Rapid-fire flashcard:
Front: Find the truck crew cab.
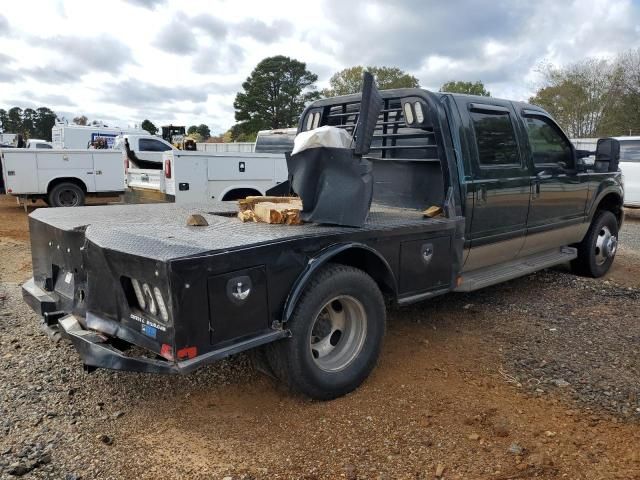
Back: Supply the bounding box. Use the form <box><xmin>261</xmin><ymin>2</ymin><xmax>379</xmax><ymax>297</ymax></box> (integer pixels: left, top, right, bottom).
<box><xmin>22</xmin><ymin>87</ymin><xmax>623</xmax><ymax>400</ymax></box>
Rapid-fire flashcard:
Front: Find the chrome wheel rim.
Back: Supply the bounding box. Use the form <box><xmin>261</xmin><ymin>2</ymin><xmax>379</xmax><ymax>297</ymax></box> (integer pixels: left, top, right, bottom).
<box><xmin>58</xmin><ymin>189</ymin><xmax>79</xmax><ymax>207</ymax></box>
<box><xmin>595</xmin><ymin>225</ymin><xmax>617</xmax><ymax>266</ymax></box>
<box><xmin>309</xmin><ymin>295</ymin><xmax>367</xmax><ymax>372</ymax></box>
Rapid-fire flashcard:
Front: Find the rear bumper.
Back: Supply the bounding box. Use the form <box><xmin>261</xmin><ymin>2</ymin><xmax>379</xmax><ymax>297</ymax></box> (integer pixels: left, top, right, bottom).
<box><xmin>23</xmin><ymin>277</ymin><xmax>288</xmax><ymax>374</ymax></box>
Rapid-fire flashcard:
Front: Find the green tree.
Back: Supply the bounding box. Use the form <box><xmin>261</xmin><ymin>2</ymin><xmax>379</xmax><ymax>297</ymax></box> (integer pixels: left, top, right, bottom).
<box><xmin>195</xmin><ymin>124</ymin><xmax>210</xmax><ymax>139</ymax></box>
<box><xmin>22</xmin><ymin>108</ymin><xmax>37</xmax><ymax>137</ymax></box>
<box><xmin>232</xmin><ymin>55</ymin><xmax>319</xmax><ymax>140</ymax></box>
<box><xmin>34</xmin><ymin>107</ymin><xmax>57</xmax><ymax>141</ymax></box>
<box><xmin>141</xmin><ymin>119</ymin><xmax>158</xmax><ymax>135</ymax></box>
<box><xmin>73</xmin><ymin>115</ymin><xmax>88</xmax><ymax>126</ymax></box>
<box><xmin>0</xmin><ymin>109</ymin><xmax>8</xmax><ymax>133</ymax></box>
<box><xmin>187</xmin><ymin>125</ymin><xmax>198</xmax><ymax>135</ymax></box>
<box><xmin>439</xmin><ymin>81</ymin><xmax>491</xmax><ymax>96</ymax></box>
<box><xmin>528</xmin><ymin>59</ymin><xmax>620</xmax><ymax>137</ymax></box>
<box><xmin>6</xmin><ymin>107</ymin><xmax>23</xmax><ymax>133</ymax></box>
<box><xmin>323</xmin><ymin>66</ymin><xmax>419</xmax><ymax>97</ymax></box>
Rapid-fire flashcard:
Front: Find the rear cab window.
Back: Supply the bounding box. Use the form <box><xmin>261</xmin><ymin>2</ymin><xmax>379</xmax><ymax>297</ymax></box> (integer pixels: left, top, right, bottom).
<box><xmin>470</xmin><ymin>110</ymin><xmax>520</xmax><ymax>166</ymax></box>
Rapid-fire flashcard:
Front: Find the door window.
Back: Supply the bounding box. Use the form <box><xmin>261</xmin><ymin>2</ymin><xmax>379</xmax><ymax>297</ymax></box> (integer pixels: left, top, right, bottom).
<box><xmin>470</xmin><ymin>111</ymin><xmax>520</xmax><ymax>166</ymax></box>
<box><xmin>139</xmin><ymin>139</ymin><xmax>172</xmax><ymax>152</ymax></box>
<box><xmin>523</xmin><ymin>116</ymin><xmax>573</xmax><ymax>169</ymax></box>
<box><xmin>620</xmin><ymin>140</ymin><xmax>640</xmax><ymax>163</ymax></box>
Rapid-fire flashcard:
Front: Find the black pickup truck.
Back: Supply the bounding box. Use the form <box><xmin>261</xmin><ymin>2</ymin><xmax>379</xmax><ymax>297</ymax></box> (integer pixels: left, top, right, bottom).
<box><xmin>22</xmin><ymin>87</ymin><xmax>624</xmax><ymax>400</ymax></box>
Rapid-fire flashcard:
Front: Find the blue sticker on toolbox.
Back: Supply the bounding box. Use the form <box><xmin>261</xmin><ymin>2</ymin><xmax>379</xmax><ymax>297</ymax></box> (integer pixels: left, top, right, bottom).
<box><xmin>141</xmin><ymin>324</ymin><xmax>157</xmax><ymax>338</ymax></box>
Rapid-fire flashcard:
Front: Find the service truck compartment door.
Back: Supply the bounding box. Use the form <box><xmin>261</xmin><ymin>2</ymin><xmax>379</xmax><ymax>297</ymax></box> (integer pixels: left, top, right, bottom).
<box><xmin>461</xmin><ymin>101</ymin><xmax>531</xmax><ymax>272</ymax></box>
<box><xmin>36</xmin><ymin>151</ymin><xmax>95</xmax><ymax>192</ymax></box>
<box><xmin>93</xmin><ymin>152</ymin><xmax>125</xmax><ymax>192</ymax></box>
<box><xmin>2</xmin><ymin>151</ymin><xmax>39</xmax><ymax>193</ymax></box>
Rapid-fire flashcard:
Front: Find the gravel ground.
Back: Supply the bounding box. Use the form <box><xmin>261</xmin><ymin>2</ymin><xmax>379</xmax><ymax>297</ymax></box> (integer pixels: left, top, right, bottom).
<box><xmin>1</xmin><ymin>197</ymin><xmax>640</xmax><ymax>479</ymax></box>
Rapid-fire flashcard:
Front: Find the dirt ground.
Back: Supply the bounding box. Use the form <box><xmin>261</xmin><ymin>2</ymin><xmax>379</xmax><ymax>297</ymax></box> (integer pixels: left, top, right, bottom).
<box><xmin>1</xmin><ymin>194</ymin><xmax>640</xmax><ymax>479</ymax></box>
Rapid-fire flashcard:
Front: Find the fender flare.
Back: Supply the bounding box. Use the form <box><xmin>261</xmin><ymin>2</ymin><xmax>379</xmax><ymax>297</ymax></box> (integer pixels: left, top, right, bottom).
<box><xmin>282</xmin><ymin>242</ymin><xmax>397</xmax><ymax>323</ymax></box>
<box><xmin>46</xmin><ymin>177</ymin><xmax>88</xmax><ymax>193</ymax></box>
<box><xmin>219</xmin><ymin>184</ymin><xmax>264</xmax><ymax>200</ymax></box>
<box><xmin>588</xmin><ymin>186</ymin><xmax>623</xmax><ymax>221</ymax></box>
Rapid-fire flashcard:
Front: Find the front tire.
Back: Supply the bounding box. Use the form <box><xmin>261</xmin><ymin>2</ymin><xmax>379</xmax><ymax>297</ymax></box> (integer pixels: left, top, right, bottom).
<box><xmin>572</xmin><ymin>210</ymin><xmax>619</xmax><ymax>277</ymax></box>
<box><xmin>267</xmin><ymin>264</ymin><xmax>386</xmax><ymax>400</ymax></box>
<box><xmin>48</xmin><ymin>182</ymin><xmax>85</xmax><ymax>207</ymax></box>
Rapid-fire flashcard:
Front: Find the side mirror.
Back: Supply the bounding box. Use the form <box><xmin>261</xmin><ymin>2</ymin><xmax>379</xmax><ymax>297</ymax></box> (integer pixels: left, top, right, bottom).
<box><xmin>595</xmin><ymin>138</ymin><xmax>620</xmax><ymax>173</ymax></box>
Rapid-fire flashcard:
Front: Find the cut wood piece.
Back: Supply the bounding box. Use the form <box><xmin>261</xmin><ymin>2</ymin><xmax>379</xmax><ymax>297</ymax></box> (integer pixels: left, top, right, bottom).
<box><xmin>253</xmin><ymin>200</ymin><xmax>303</xmax><ymax>225</ymax></box>
<box><xmin>423</xmin><ymin>205</ymin><xmax>443</xmax><ymax>218</ymax></box>
<box><xmin>237</xmin><ymin>210</ymin><xmax>255</xmax><ymax>223</ymax></box>
<box><xmin>238</xmin><ymin>196</ymin><xmax>302</xmax><ymax>212</ymax></box>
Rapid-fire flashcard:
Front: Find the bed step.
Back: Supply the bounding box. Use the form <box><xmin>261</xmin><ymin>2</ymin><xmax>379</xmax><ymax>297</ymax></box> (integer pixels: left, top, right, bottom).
<box><xmin>455</xmin><ymin>247</ymin><xmax>577</xmax><ymax>292</ymax></box>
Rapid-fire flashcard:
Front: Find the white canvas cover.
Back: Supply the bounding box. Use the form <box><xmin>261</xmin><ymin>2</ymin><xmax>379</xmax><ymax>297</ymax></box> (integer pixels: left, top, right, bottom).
<box><xmin>291</xmin><ymin>125</ymin><xmax>352</xmax><ymax>155</ymax></box>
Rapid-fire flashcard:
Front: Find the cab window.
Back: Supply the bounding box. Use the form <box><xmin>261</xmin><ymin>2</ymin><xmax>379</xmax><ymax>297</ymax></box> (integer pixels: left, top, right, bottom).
<box><xmin>620</xmin><ymin>140</ymin><xmax>640</xmax><ymax>163</ymax></box>
<box><xmin>470</xmin><ymin>111</ymin><xmax>520</xmax><ymax>166</ymax></box>
<box><xmin>139</xmin><ymin>139</ymin><xmax>172</xmax><ymax>152</ymax></box>
<box><xmin>523</xmin><ymin>116</ymin><xmax>573</xmax><ymax>169</ymax></box>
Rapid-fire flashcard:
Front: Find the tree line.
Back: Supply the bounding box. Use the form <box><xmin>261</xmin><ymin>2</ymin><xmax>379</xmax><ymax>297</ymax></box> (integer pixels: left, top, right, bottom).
<box><xmin>529</xmin><ymin>49</ymin><xmax>640</xmax><ymax>138</ymax></box>
<box><xmin>5</xmin><ymin>49</ymin><xmax>638</xmax><ymax>145</ymax></box>
<box><xmin>0</xmin><ymin>107</ymin><xmax>57</xmax><ymax>141</ymax></box>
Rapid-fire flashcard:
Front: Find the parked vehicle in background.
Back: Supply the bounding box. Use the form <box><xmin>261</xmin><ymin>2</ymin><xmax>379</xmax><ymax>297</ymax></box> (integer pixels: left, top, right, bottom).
<box><xmin>618</xmin><ymin>136</ymin><xmax>640</xmax><ymax>207</ymax></box>
<box><xmin>22</xmin><ymin>86</ymin><xmax>623</xmax><ymax>400</ymax></box>
<box><xmin>254</xmin><ymin>127</ymin><xmax>296</xmax><ymax>153</ymax></box>
<box><xmin>26</xmin><ymin>139</ymin><xmax>53</xmax><ymax>149</ymax></box>
<box><xmin>0</xmin><ymin>149</ymin><xmax>123</xmax><ymax>206</ymax></box>
<box><xmin>572</xmin><ymin>136</ymin><xmax>639</xmax><ymax>206</ymax></box>
<box><xmin>123</xmin><ymin>130</ymin><xmax>291</xmax><ymax>204</ymax></box>
<box><xmin>51</xmin><ymin>123</ymin><xmax>148</xmax><ymax>149</ymax></box>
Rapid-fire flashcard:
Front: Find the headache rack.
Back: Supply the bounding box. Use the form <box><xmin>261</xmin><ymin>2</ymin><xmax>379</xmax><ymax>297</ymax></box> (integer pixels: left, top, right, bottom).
<box><xmin>312</xmin><ymin>96</ymin><xmax>440</xmax><ymax>163</ymax></box>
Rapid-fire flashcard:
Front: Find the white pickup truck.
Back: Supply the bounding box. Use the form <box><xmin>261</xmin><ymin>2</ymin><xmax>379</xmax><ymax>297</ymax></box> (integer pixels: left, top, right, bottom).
<box><xmin>0</xmin><ymin>149</ymin><xmax>123</xmax><ymax>206</ymax></box>
<box><xmin>121</xmin><ymin>134</ymin><xmax>289</xmax><ymax>204</ymax></box>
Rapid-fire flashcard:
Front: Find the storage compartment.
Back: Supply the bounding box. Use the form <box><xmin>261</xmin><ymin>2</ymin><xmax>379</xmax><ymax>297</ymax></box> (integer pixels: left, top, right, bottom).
<box><xmin>399</xmin><ymin>236</ymin><xmax>452</xmax><ymax>294</ymax></box>
<box><xmin>207</xmin><ymin>266</ymin><xmax>270</xmax><ymax>344</ymax></box>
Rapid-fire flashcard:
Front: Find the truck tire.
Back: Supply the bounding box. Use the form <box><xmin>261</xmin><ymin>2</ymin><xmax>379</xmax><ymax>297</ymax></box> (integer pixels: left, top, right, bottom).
<box><xmin>48</xmin><ymin>183</ymin><xmax>85</xmax><ymax>207</ymax></box>
<box><xmin>572</xmin><ymin>210</ymin><xmax>619</xmax><ymax>278</ymax></box>
<box><xmin>267</xmin><ymin>264</ymin><xmax>386</xmax><ymax>400</ymax></box>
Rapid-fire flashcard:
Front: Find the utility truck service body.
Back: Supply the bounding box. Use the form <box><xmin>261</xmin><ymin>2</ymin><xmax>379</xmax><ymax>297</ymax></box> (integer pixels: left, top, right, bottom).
<box><xmin>23</xmin><ymin>87</ymin><xmax>623</xmax><ymax>400</ymax></box>
<box><xmin>123</xmin><ymin>134</ymin><xmax>289</xmax><ymax>204</ymax></box>
<box><xmin>1</xmin><ymin>149</ymin><xmax>123</xmax><ymax>206</ymax></box>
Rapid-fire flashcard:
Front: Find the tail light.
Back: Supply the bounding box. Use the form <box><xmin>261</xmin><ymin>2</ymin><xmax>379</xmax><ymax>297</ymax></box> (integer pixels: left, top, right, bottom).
<box><xmin>124</xmin><ymin>157</ymin><xmax>129</xmax><ymax>172</ymax></box>
<box><xmin>164</xmin><ymin>159</ymin><xmax>172</xmax><ymax>179</ymax></box>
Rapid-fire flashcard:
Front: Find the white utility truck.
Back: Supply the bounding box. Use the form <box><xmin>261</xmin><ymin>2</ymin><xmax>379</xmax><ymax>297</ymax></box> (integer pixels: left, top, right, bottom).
<box><xmin>52</xmin><ymin>123</ymin><xmax>148</xmax><ymax>149</ymax></box>
<box><xmin>0</xmin><ymin>149</ymin><xmax>123</xmax><ymax>206</ymax></box>
<box><xmin>121</xmin><ymin>133</ymin><xmax>289</xmax><ymax>204</ymax></box>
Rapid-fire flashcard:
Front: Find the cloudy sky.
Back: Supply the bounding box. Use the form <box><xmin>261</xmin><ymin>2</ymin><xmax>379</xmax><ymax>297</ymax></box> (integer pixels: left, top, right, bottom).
<box><xmin>1</xmin><ymin>0</ymin><xmax>639</xmax><ymax>134</ymax></box>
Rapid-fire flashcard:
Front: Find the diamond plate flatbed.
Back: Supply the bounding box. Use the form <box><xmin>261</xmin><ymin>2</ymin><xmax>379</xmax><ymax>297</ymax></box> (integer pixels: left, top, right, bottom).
<box><xmin>30</xmin><ymin>201</ymin><xmax>455</xmax><ymax>261</ymax></box>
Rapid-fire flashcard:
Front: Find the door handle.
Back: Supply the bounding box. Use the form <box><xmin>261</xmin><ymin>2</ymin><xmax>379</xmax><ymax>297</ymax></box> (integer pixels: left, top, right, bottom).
<box><xmin>475</xmin><ymin>185</ymin><xmax>487</xmax><ymax>205</ymax></box>
<box><xmin>532</xmin><ymin>179</ymin><xmax>541</xmax><ymax>199</ymax></box>
<box><xmin>239</xmin><ymin>161</ymin><xmax>246</xmax><ymax>173</ymax></box>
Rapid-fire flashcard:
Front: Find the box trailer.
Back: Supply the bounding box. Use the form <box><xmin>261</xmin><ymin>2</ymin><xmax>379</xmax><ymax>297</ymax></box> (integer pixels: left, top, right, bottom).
<box><xmin>51</xmin><ymin>124</ymin><xmax>148</xmax><ymax>149</ymax></box>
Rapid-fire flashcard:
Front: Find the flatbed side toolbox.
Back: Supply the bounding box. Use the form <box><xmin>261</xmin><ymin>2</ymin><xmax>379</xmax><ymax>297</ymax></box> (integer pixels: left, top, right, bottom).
<box><xmin>207</xmin><ymin>266</ymin><xmax>270</xmax><ymax>344</ymax></box>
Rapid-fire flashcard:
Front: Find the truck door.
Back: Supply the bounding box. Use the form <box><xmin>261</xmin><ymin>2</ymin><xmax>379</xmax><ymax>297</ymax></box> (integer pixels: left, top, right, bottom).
<box><xmin>519</xmin><ymin>111</ymin><xmax>589</xmax><ymax>254</ymax></box>
<box><xmin>461</xmin><ymin>101</ymin><xmax>531</xmax><ymax>271</ymax></box>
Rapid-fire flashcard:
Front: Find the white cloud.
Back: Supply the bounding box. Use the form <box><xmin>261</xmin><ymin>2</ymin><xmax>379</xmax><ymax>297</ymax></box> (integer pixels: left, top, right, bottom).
<box><xmin>0</xmin><ymin>0</ymin><xmax>638</xmax><ymax>134</ymax></box>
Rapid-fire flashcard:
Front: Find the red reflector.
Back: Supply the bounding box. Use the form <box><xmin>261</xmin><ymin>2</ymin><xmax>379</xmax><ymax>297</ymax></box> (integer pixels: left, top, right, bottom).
<box><xmin>160</xmin><ymin>344</ymin><xmax>173</xmax><ymax>361</ymax></box>
<box><xmin>164</xmin><ymin>159</ymin><xmax>172</xmax><ymax>179</ymax></box>
<box><xmin>7</xmin><ymin>188</ymin><xmax>12</xmax><ymax>193</ymax></box>
<box><xmin>177</xmin><ymin>346</ymin><xmax>197</xmax><ymax>360</ymax></box>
